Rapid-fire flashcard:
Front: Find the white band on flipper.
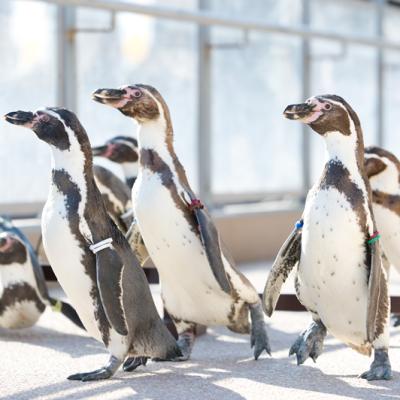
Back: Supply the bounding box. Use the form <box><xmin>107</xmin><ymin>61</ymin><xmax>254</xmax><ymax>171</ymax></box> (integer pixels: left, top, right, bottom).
<box><xmin>89</xmin><ymin>238</ymin><xmax>113</xmax><ymax>254</ymax></box>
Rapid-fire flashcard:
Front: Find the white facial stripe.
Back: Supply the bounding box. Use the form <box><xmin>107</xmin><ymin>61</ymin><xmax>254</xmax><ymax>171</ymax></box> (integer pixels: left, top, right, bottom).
<box><xmin>113</xmin><ymin>139</ymin><xmax>138</xmax><ymax>151</ymax></box>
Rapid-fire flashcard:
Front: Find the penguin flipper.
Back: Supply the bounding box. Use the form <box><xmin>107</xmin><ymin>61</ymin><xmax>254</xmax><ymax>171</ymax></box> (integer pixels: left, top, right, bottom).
<box><xmin>48</xmin><ymin>297</ymin><xmax>85</xmax><ymax>329</ymax></box>
<box><xmin>262</xmin><ymin>226</ymin><xmax>302</xmax><ymax>317</ymax></box>
<box><xmin>366</xmin><ymin>240</ymin><xmax>383</xmax><ymax>343</ymax></box>
<box><xmin>126</xmin><ymin>220</ymin><xmax>149</xmax><ymax>266</ymax></box>
<box><xmin>96</xmin><ymin>247</ymin><xmax>129</xmax><ymax>336</ymax></box>
<box><xmin>193</xmin><ymin>206</ymin><xmax>231</xmax><ymax>294</ymax></box>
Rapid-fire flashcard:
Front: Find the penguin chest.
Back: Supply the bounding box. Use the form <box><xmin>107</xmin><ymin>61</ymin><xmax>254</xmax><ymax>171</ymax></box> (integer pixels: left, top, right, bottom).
<box><xmin>298</xmin><ymin>188</ymin><xmax>369</xmax><ymax>345</ymax></box>
<box><xmin>0</xmin><ymin>263</ymin><xmax>44</xmax><ymax>329</ymax></box>
<box><xmin>373</xmin><ymin>203</ymin><xmax>400</xmax><ymax>270</ymax></box>
<box><xmin>133</xmin><ymin>172</ymin><xmax>233</xmax><ymax>325</ymax></box>
<box><xmin>41</xmin><ymin>193</ymin><xmax>102</xmax><ymax>341</ymax></box>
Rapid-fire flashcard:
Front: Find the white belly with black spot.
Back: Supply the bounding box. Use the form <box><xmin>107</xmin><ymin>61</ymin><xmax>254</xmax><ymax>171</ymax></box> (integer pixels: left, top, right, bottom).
<box><xmin>42</xmin><ymin>191</ymin><xmax>103</xmax><ymax>342</ymax></box>
<box><xmin>0</xmin><ymin>263</ymin><xmax>43</xmax><ymax>328</ymax></box>
<box><xmin>373</xmin><ymin>204</ymin><xmax>400</xmax><ymax>271</ymax></box>
<box><xmin>298</xmin><ymin>188</ymin><xmax>369</xmax><ymax>346</ymax></box>
<box><xmin>133</xmin><ymin>171</ymin><xmax>235</xmax><ymax>326</ymax></box>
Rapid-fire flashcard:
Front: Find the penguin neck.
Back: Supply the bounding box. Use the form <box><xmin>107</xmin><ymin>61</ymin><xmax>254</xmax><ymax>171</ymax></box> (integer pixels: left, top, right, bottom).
<box><xmin>370</xmin><ymin>165</ymin><xmax>400</xmax><ymax>195</ymax></box>
<box><xmin>50</xmin><ymin>144</ymin><xmax>95</xmax><ymax>200</ymax></box>
<box><xmin>324</xmin><ymin>129</ymin><xmax>365</xmax><ymax>183</ymax></box>
<box><xmin>137</xmin><ymin>116</ymin><xmax>184</xmax><ymax>183</ymax></box>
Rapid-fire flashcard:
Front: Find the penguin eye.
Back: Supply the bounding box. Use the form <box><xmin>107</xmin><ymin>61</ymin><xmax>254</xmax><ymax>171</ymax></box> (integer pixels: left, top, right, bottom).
<box><xmin>132</xmin><ymin>90</ymin><xmax>142</xmax><ymax>98</ymax></box>
<box><xmin>324</xmin><ymin>103</ymin><xmax>332</xmax><ymax>111</ymax></box>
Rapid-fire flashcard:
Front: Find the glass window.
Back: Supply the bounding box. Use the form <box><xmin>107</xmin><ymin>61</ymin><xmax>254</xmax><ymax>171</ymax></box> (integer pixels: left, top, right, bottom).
<box><xmin>0</xmin><ymin>1</ymin><xmax>56</xmax><ymax>203</ymax></box>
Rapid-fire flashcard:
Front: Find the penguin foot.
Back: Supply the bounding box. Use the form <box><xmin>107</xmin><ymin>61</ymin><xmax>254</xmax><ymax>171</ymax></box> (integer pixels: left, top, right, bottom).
<box><xmin>249</xmin><ymin>303</ymin><xmax>271</xmax><ymax>360</ymax></box>
<box><xmin>289</xmin><ymin>320</ymin><xmax>327</xmax><ymax>365</ymax></box>
<box><xmin>175</xmin><ymin>330</ymin><xmax>195</xmax><ymax>361</ymax></box>
<box><xmin>123</xmin><ymin>357</ymin><xmax>148</xmax><ymax>372</ymax></box>
<box><xmin>360</xmin><ymin>349</ymin><xmax>392</xmax><ymax>381</ymax></box>
<box><xmin>67</xmin><ymin>356</ymin><xmax>121</xmax><ymax>382</ymax></box>
<box><xmin>392</xmin><ymin>314</ymin><xmax>400</xmax><ymax>327</ymax></box>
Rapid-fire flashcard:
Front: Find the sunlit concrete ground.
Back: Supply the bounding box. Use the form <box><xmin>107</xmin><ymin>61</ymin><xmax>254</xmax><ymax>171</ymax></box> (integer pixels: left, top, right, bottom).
<box><xmin>0</xmin><ymin>263</ymin><xmax>400</xmax><ymax>400</ymax></box>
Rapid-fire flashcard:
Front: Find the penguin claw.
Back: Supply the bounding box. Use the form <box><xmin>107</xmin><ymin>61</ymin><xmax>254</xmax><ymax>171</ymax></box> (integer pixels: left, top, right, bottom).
<box><xmin>289</xmin><ymin>321</ymin><xmax>327</xmax><ymax>365</ymax></box>
<box><xmin>360</xmin><ymin>349</ymin><xmax>392</xmax><ymax>381</ymax></box>
<box><xmin>123</xmin><ymin>357</ymin><xmax>148</xmax><ymax>372</ymax></box>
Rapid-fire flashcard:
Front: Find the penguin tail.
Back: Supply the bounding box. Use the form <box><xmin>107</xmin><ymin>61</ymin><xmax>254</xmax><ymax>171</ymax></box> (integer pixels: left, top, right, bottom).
<box><xmin>49</xmin><ymin>297</ymin><xmax>86</xmax><ymax>330</ymax></box>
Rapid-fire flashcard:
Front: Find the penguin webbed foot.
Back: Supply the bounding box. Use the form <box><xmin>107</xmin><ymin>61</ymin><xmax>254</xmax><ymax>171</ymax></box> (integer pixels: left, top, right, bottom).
<box><xmin>153</xmin><ymin>330</ymin><xmax>195</xmax><ymax>362</ymax></box>
<box><xmin>289</xmin><ymin>320</ymin><xmax>327</xmax><ymax>365</ymax></box>
<box><xmin>67</xmin><ymin>356</ymin><xmax>121</xmax><ymax>382</ymax></box>
<box><xmin>249</xmin><ymin>303</ymin><xmax>271</xmax><ymax>360</ymax></box>
<box><xmin>123</xmin><ymin>356</ymin><xmax>148</xmax><ymax>372</ymax></box>
<box><xmin>360</xmin><ymin>349</ymin><xmax>392</xmax><ymax>381</ymax></box>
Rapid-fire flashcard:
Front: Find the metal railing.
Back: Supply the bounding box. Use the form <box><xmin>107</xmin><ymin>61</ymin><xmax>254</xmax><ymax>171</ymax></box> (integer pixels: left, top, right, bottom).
<box><xmin>25</xmin><ymin>0</ymin><xmax>400</xmax><ymax>206</ymax></box>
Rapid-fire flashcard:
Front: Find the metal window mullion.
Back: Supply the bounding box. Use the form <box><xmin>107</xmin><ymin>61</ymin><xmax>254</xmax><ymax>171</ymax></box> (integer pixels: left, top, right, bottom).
<box><xmin>56</xmin><ymin>5</ymin><xmax>77</xmax><ymax>111</ymax></box>
<box><xmin>197</xmin><ymin>0</ymin><xmax>212</xmax><ymax>205</ymax></box>
<box><xmin>376</xmin><ymin>0</ymin><xmax>385</xmax><ymax>146</ymax></box>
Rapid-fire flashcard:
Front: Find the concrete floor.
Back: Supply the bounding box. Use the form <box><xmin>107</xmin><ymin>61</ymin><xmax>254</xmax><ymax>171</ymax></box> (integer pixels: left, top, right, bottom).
<box><xmin>1</xmin><ymin>299</ymin><xmax>400</xmax><ymax>399</ymax></box>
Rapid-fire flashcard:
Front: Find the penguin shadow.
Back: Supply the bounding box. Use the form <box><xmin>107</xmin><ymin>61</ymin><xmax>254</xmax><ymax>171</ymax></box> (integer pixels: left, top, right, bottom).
<box><xmin>0</xmin><ymin>323</ymin><xmax>102</xmax><ymax>358</ymax></box>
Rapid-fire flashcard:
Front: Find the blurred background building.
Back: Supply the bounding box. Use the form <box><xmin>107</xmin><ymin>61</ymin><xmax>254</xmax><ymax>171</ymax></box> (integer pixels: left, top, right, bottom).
<box><xmin>1</xmin><ymin>0</ymin><xmax>400</xmax><ymax>261</ymax></box>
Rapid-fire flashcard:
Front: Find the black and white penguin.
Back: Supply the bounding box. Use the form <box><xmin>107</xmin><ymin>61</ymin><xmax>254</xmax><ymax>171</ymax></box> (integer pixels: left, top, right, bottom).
<box><xmin>364</xmin><ymin>146</ymin><xmax>400</xmax><ymax>326</ymax></box>
<box><xmin>263</xmin><ymin>95</ymin><xmax>391</xmax><ymax>380</ymax></box>
<box><xmin>0</xmin><ymin>216</ymin><xmax>83</xmax><ymax>329</ymax></box>
<box><xmin>92</xmin><ymin>84</ymin><xmax>271</xmax><ymax>362</ymax></box>
<box><xmin>4</xmin><ymin>108</ymin><xmax>180</xmax><ymax>381</ymax></box>
<box><xmin>92</xmin><ymin>136</ymin><xmax>139</xmax><ymax>188</ymax></box>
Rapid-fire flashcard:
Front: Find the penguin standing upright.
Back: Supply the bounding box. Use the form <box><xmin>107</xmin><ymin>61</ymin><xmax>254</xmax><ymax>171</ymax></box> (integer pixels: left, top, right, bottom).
<box><xmin>0</xmin><ymin>216</ymin><xmax>83</xmax><ymax>329</ymax></box>
<box><xmin>92</xmin><ymin>136</ymin><xmax>139</xmax><ymax>188</ymax></box>
<box><xmin>364</xmin><ymin>146</ymin><xmax>400</xmax><ymax>326</ymax></box>
<box><xmin>92</xmin><ymin>84</ymin><xmax>271</xmax><ymax>363</ymax></box>
<box><xmin>263</xmin><ymin>95</ymin><xmax>391</xmax><ymax>380</ymax></box>
<box><xmin>5</xmin><ymin>108</ymin><xmax>180</xmax><ymax>381</ymax></box>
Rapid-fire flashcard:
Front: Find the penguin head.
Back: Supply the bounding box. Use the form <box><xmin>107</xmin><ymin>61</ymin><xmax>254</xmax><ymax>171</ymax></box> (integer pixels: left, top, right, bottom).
<box><xmin>4</xmin><ymin>108</ymin><xmax>90</xmax><ymax>154</ymax></box>
<box><xmin>284</xmin><ymin>95</ymin><xmax>360</xmax><ymax>137</ymax></box>
<box><xmin>0</xmin><ymin>232</ymin><xmax>27</xmax><ymax>265</ymax></box>
<box><xmin>92</xmin><ymin>84</ymin><xmax>168</xmax><ymax>124</ymax></box>
<box><xmin>92</xmin><ymin>136</ymin><xmax>138</xmax><ymax>164</ymax></box>
<box><xmin>365</xmin><ymin>146</ymin><xmax>400</xmax><ymax>193</ymax></box>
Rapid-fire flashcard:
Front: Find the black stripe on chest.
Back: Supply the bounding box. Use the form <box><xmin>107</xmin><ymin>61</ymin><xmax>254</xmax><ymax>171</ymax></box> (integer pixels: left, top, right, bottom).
<box><xmin>318</xmin><ymin>160</ymin><xmax>368</xmax><ymax>232</ymax></box>
<box><xmin>140</xmin><ymin>149</ymin><xmax>199</xmax><ymax>235</ymax></box>
<box><xmin>372</xmin><ymin>190</ymin><xmax>400</xmax><ymax>217</ymax></box>
<box><xmin>52</xmin><ymin>169</ymin><xmax>111</xmax><ymax>345</ymax></box>
<box><xmin>0</xmin><ymin>282</ymin><xmax>45</xmax><ymax>315</ymax></box>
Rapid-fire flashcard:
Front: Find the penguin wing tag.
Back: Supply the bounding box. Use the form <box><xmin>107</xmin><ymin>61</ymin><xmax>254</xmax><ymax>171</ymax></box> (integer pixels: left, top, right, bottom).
<box><xmin>96</xmin><ymin>246</ymin><xmax>129</xmax><ymax>336</ymax></box>
<box><xmin>263</xmin><ymin>226</ymin><xmax>302</xmax><ymax>317</ymax></box>
<box><xmin>126</xmin><ymin>220</ymin><xmax>149</xmax><ymax>266</ymax></box>
<box><xmin>193</xmin><ymin>207</ymin><xmax>231</xmax><ymax>294</ymax></box>
<box><xmin>366</xmin><ymin>240</ymin><xmax>382</xmax><ymax>343</ymax></box>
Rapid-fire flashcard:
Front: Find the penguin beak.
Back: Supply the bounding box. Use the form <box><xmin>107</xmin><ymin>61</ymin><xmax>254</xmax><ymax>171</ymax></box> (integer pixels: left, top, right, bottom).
<box><xmin>91</xmin><ymin>145</ymin><xmax>108</xmax><ymax>157</ymax></box>
<box><xmin>283</xmin><ymin>103</ymin><xmax>315</xmax><ymax>120</ymax></box>
<box><xmin>92</xmin><ymin>88</ymin><xmax>128</xmax><ymax>108</ymax></box>
<box><xmin>4</xmin><ymin>111</ymin><xmax>35</xmax><ymax>127</ymax></box>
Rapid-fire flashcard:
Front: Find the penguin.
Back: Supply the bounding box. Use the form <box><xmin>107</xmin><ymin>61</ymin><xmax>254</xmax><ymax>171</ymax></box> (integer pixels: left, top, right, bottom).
<box><xmin>262</xmin><ymin>95</ymin><xmax>391</xmax><ymax>380</ymax></box>
<box><xmin>92</xmin><ymin>136</ymin><xmax>139</xmax><ymax>188</ymax></box>
<box><xmin>92</xmin><ymin>84</ymin><xmax>271</xmax><ymax>363</ymax></box>
<box><xmin>364</xmin><ymin>146</ymin><xmax>400</xmax><ymax>326</ymax></box>
<box><xmin>0</xmin><ymin>216</ymin><xmax>84</xmax><ymax>329</ymax></box>
<box><xmin>4</xmin><ymin>108</ymin><xmax>181</xmax><ymax>381</ymax></box>
<box><xmin>92</xmin><ymin>164</ymin><xmax>133</xmax><ymax>234</ymax></box>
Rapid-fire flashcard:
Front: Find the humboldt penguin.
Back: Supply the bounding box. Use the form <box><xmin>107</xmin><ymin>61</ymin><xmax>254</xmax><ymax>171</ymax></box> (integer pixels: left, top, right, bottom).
<box><xmin>4</xmin><ymin>108</ymin><xmax>180</xmax><ymax>381</ymax></box>
<box><xmin>92</xmin><ymin>84</ymin><xmax>271</xmax><ymax>363</ymax></box>
<box><xmin>263</xmin><ymin>95</ymin><xmax>391</xmax><ymax>380</ymax></box>
<box><xmin>364</xmin><ymin>146</ymin><xmax>400</xmax><ymax>326</ymax></box>
<box><xmin>92</xmin><ymin>136</ymin><xmax>139</xmax><ymax>188</ymax></box>
<box><xmin>0</xmin><ymin>216</ymin><xmax>83</xmax><ymax>329</ymax></box>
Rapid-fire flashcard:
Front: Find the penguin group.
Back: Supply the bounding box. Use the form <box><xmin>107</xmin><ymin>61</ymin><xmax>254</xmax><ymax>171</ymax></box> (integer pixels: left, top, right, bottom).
<box><xmin>2</xmin><ymin>85</ymin><xmax>397</xmax><ymax>383</ymax></box>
